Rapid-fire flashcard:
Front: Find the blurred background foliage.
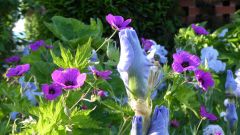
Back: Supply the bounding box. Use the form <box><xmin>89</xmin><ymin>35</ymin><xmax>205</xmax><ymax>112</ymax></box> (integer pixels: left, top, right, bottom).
<box><xmin>21</xmin><ymin>0</ymin><xmax>181</xmax><ymax>51</ymax></box>
<box><xmin>0</xmin><ymin>0</ymin><xmax>20</xmax><ymax>69</ymax></box>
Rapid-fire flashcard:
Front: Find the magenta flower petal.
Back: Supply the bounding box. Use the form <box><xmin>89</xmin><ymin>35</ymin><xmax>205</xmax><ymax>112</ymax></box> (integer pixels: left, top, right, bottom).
<box><xmin>200</xmin><ymin>105</ymin><xmax>217</xmax><ymax>121</ymax></box>
<box><xmin>97</xmin><ymin>90</ymin><xmax>108</xmax><ymax>97</ymax></box>
<box><xmin>4</xmin><ymin>55</ymin><xmax>21</xmax><ymax>63</ymax></box>
<box><xmin>191</xmin><ymin>24</ymin><xmax>209</xmax><ymax>35</ymax></box>
<box><xmin>6</xmin><ymin>64</ymin><xmax>30</xmax><ymax>77</ymax></box>
<box><xmin>106</xmin><ymin>13</ymin><xmax>132</xmax><ymax>30</ymax></box>
<box><xmin>121</xmin><ymin>19</ymin><xmax>132</xmax><ymax>27</ymax></box>
<box><xmin>141</xmin><ymin>38</ymin><xmax>155</xmax><ymax>52</ymax></box>
<box><xmin>172</xmin><ymin>51</ymin><xmax>200</xmax><ymax>73</ymax></box>
<box><xmin>29</xmin><ymin>40</ymin><xmax>45</xmax><ymax>51</ymax></box>
<box><xmin>51</xmin><ymin>68</ymin><xmax>86</xmax><ymax>90</ymax></box>
<box><xmin>91</xmin><ymin>69</ymin><xmax>112</xmax><ymax>80</ymax></box>
<box><xmin>195</xmin><ymin>70</ymin><xmax>214</xmax><ymax>91</ymax></box>
<box><xmin>42</xmin><ymin>83</ymin><xmax>62</xmax><ymax>100</ymax></box>
<box><xmin>170</xmin><ymin>119</ymin><xmax>180</xmax><ymax>128</ymax></box>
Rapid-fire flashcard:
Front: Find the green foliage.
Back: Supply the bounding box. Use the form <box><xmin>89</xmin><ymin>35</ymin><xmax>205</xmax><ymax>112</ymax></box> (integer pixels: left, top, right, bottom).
<box><xmin>105</xmin><ymin>43</ymin><xmax>120</xmax><ymax>66</ymax></box>
<box><xmin>21</xmin><ymin>47</ymin><xmax>56</xmax><ymax>84</ymax></box>
<box><xmin>45</xmin><ymin>16</ymin><xmax>104</xmax><ymax>50</ymax></box>
<box><xmin>21</xmin><ymin>96</ymin><xmax>101</xmax><ymax>135</ymax></box>
<box><xmin>50</xmin><ymin>38</ymin><xmax>92</xmax><ymax>70</ymax></box>
<box><xmin>175</xmin><ymin>19</ymin><xmax>240</xmax><ymax>70</ymax></box>
<box><xmin>0</xmin><ymin>0</ymin><xmax>21</xmax><ymax>74</ymax></box>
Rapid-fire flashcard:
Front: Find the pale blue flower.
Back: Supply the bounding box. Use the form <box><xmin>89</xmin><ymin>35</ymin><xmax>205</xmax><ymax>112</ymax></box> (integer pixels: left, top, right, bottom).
<box><xmin>118</xmin><ymin>28</ymin><xmax>151</xmax><ymax>99</ymax></box>
<box><xmin>234</xmin><ymin>69</ymin><xmax>240</xmax><ymax>96</ymax></box>
<box><xmin>148</xmin><ymin>106</ymin><xmax>169</xmax><ymax>135</ymax></box>
<box><xmin>201</xmin><ymin>46</ymin><xmax>219</xmax><ymax>62</ymax></box>
<box><xmin>218</xmin><ymin>28</ymin><xmax>228</xmax><ymax>38</ymax></box>
<box><xmin>226</xmin><ymin>102</ymin><xmax>238</xmax><ymax>129</ymax></box>
<box><xmin>208</xmin><ymin>60</ymin><xmax>226</xmax><ymax>73</ymax></box>
<box><xmin>201</xmin><ymin>46</ymin><xmax>226</xmax><ymax>73</ymax></box>
<box><xmin>90</xmin><ymin>50</ymin><xmax>98</xmax><ymax>62</ymax></box>
<box><xmin>147</xmin><ymin>44</ymin><xmax>168</xmax><ymax>64</ymax></box>
<box><xmin>203</xmin><ymin>125</ymin><xmax>224</xmax><ymax>135</ymax></box>
<box><xmin>10</xmin><ymin>112</ymin><xmax>19</xmax><ymax>120</ymax></box>
<box><xmin>130</xmin><ymin>116</ymin><xmax>142</xmax><ymax>135</ymax></box>
<box><xmin>23</xmin><ymin>46</ymin><xmax>30</xmax><ymax>56</ymax></box>
<box><xmin>225</xmin><ymin>70</ymin><xmax>237</xmax><ymax>92</ymax></box>
<box><xmin>19</xmin><ymin>76</ymin><xmax>42</xmax><ymax>105</ymax></box>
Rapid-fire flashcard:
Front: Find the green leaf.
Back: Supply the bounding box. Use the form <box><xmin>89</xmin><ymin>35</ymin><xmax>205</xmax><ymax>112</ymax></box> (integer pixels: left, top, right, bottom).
<box><xmin>45</xmin><ymin>16</ymin><xmax>104</xmax><ymax>49</ymax></box>
<box><xmin>75</xmin><ymin>38</ymin><xmax>92</xmax><ymax>70</ymax></box>
<box><xmin>106</xmin><ymin>42</ymin><xmax>119</xmax><ymax>65</ymax></box>
<box><xmin>173</xmin><ymin>85</ymin><xmax>200</xmax><ymax>117</ymax></box>
<box><xmin>50</xmin><ymin>39</ymin><xmax>92</xmax><ymax>70</ymax></box>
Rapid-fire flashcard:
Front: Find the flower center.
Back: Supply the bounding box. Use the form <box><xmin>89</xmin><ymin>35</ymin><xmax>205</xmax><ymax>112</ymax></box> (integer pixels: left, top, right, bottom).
<box><xmin>49</xmin><ymin>89</ymin><xmax>55</xmax><ymax>94</ymax></box>
<box><xmin>199</xmin><ymin>78</ymin><xmax>205</xmax><ymax>85</ymax></box>
<box><xmin>181</xmin><ymin>61</ymin><xmax>189</xmax><ymax>68</ymax></box>
<box><xmin>65</xmin><ymin>81</ymin><xmax>74</xmax><ymax>86</ymax></box>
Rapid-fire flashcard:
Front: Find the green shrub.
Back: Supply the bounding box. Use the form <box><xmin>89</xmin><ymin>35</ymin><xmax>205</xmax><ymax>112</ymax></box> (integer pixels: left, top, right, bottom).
<box><xmin>23</xmin><ymin>0</ymin><xmax>181</xmax><ymax>50</ymax></box>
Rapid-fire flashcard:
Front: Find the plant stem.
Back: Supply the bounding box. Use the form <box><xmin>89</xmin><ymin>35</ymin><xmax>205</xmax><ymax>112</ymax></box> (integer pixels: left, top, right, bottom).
<box><xmin>118</xmin><ymin>116</ymin><xmax>131</xmax><ymax>135</ymax></box>
<box><xmin>195</xmin><ymin>118</ymin><xmax>204</xmax><ymax>135</ymax></box>
<box><xmin>70</xmin><ymin>87</ymin><xmax>91</xmax><ymax>110</ymax></box>
<box><xmin>96</xmin><ymin>30</ymin><xmax>117</xmax><ymax>52</ymax></box>
<box><xmin>70</xmin><ymin>80</ymin><xmax>96</xmax><ymax>110</ymax></box>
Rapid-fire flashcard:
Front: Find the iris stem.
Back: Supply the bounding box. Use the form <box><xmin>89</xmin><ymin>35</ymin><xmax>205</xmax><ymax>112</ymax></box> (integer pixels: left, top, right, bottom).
<box><xmin>195</xmin><ymin>118</ymin><xmax>204</xmax><ymax>135</ymax></box>
<box><xmin>95</xmin><ymin>30</ymin><xmax>117</xmax><ymax>52</ymax></box>
<box><xmin>118</xmin><ymin>116</ymin><xmax>131</xmax><ymax>135</ymax></box>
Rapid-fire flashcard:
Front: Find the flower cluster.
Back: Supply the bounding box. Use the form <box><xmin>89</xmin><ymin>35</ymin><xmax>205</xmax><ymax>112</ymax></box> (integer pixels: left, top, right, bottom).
<box><xmin>172</xmin><ymin>50</ymin><xmax>214</xmax><ymax>91</ymax></box>
<box><xmin>144</xmin><ymin>39</ymin><xmax>168</xmax><ymax>64</ymax></box>
<box><xmin>42</xmin><ymin>68</ymin><xmax>86</xmax><ymax>100</ymax></box>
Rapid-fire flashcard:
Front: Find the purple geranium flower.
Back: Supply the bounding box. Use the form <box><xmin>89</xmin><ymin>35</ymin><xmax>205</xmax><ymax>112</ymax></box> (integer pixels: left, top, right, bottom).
<box><xmin>42</xmin><ymin>83</ymin><xmax>62</xmax><ymax>100</ymax></box>
<box><xmin>106</xmin><ymin>13</ymin><xmax>132</xmax><ymax>30</ymax></box>
<box><xmin>200</xmin><ymin>105</ymin><xmax>217</xmax><ymax>121</ymax></box>
<box><xmin>91</xmin><ymin>69</ymin><xmax>112</xmax><ymax>80</ymax></box>
<box><xmin>51</xmin><ymin>68</ymin><xmax>86</xmax><ymax>90</ymax></box>
<box><xmin>6</xmin><ymin>64</ymin><xmax>30</xmax><ymax>77</ymax></box>
<box><xmin>4</xmin><ymin>55</ymin><xmax>21</xmax><ymax>63</ymax></box>
<box><xmin>81</xmin><ymin>105</ymin><xmax>88</xmax><ymax>110</ymax></box>
<box><xmin>29</xmin><ymin>40</ymin><xmax>45</xmax><ymax>51</ymax></box>
<box><xmin>97</xmin><ymin>90</ymin><xmax>108</xmax><ymax>97</ymax></box>
<box><xmin>172</xmin><ymin>51</ymin><xmax>200</xmax><ymax>73</ymax></box>
<box><xmin>141</xmin><ymin>38</ymin><xmax>155</xmax><ymax>52</ymax></box>
<box><xmin>191</xmin><ymin>24</ymin><xmax>209</xmax><ymax>35</ymax></box>
<box><xmin>195</xmin><ymin>70</ymin><xmax>214</xmax><ymax>91</ymax></box>
<box><xmin>170</xmin><ymin>119</ymin><xmax>180</xmax><ymax>128</ymax></box>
